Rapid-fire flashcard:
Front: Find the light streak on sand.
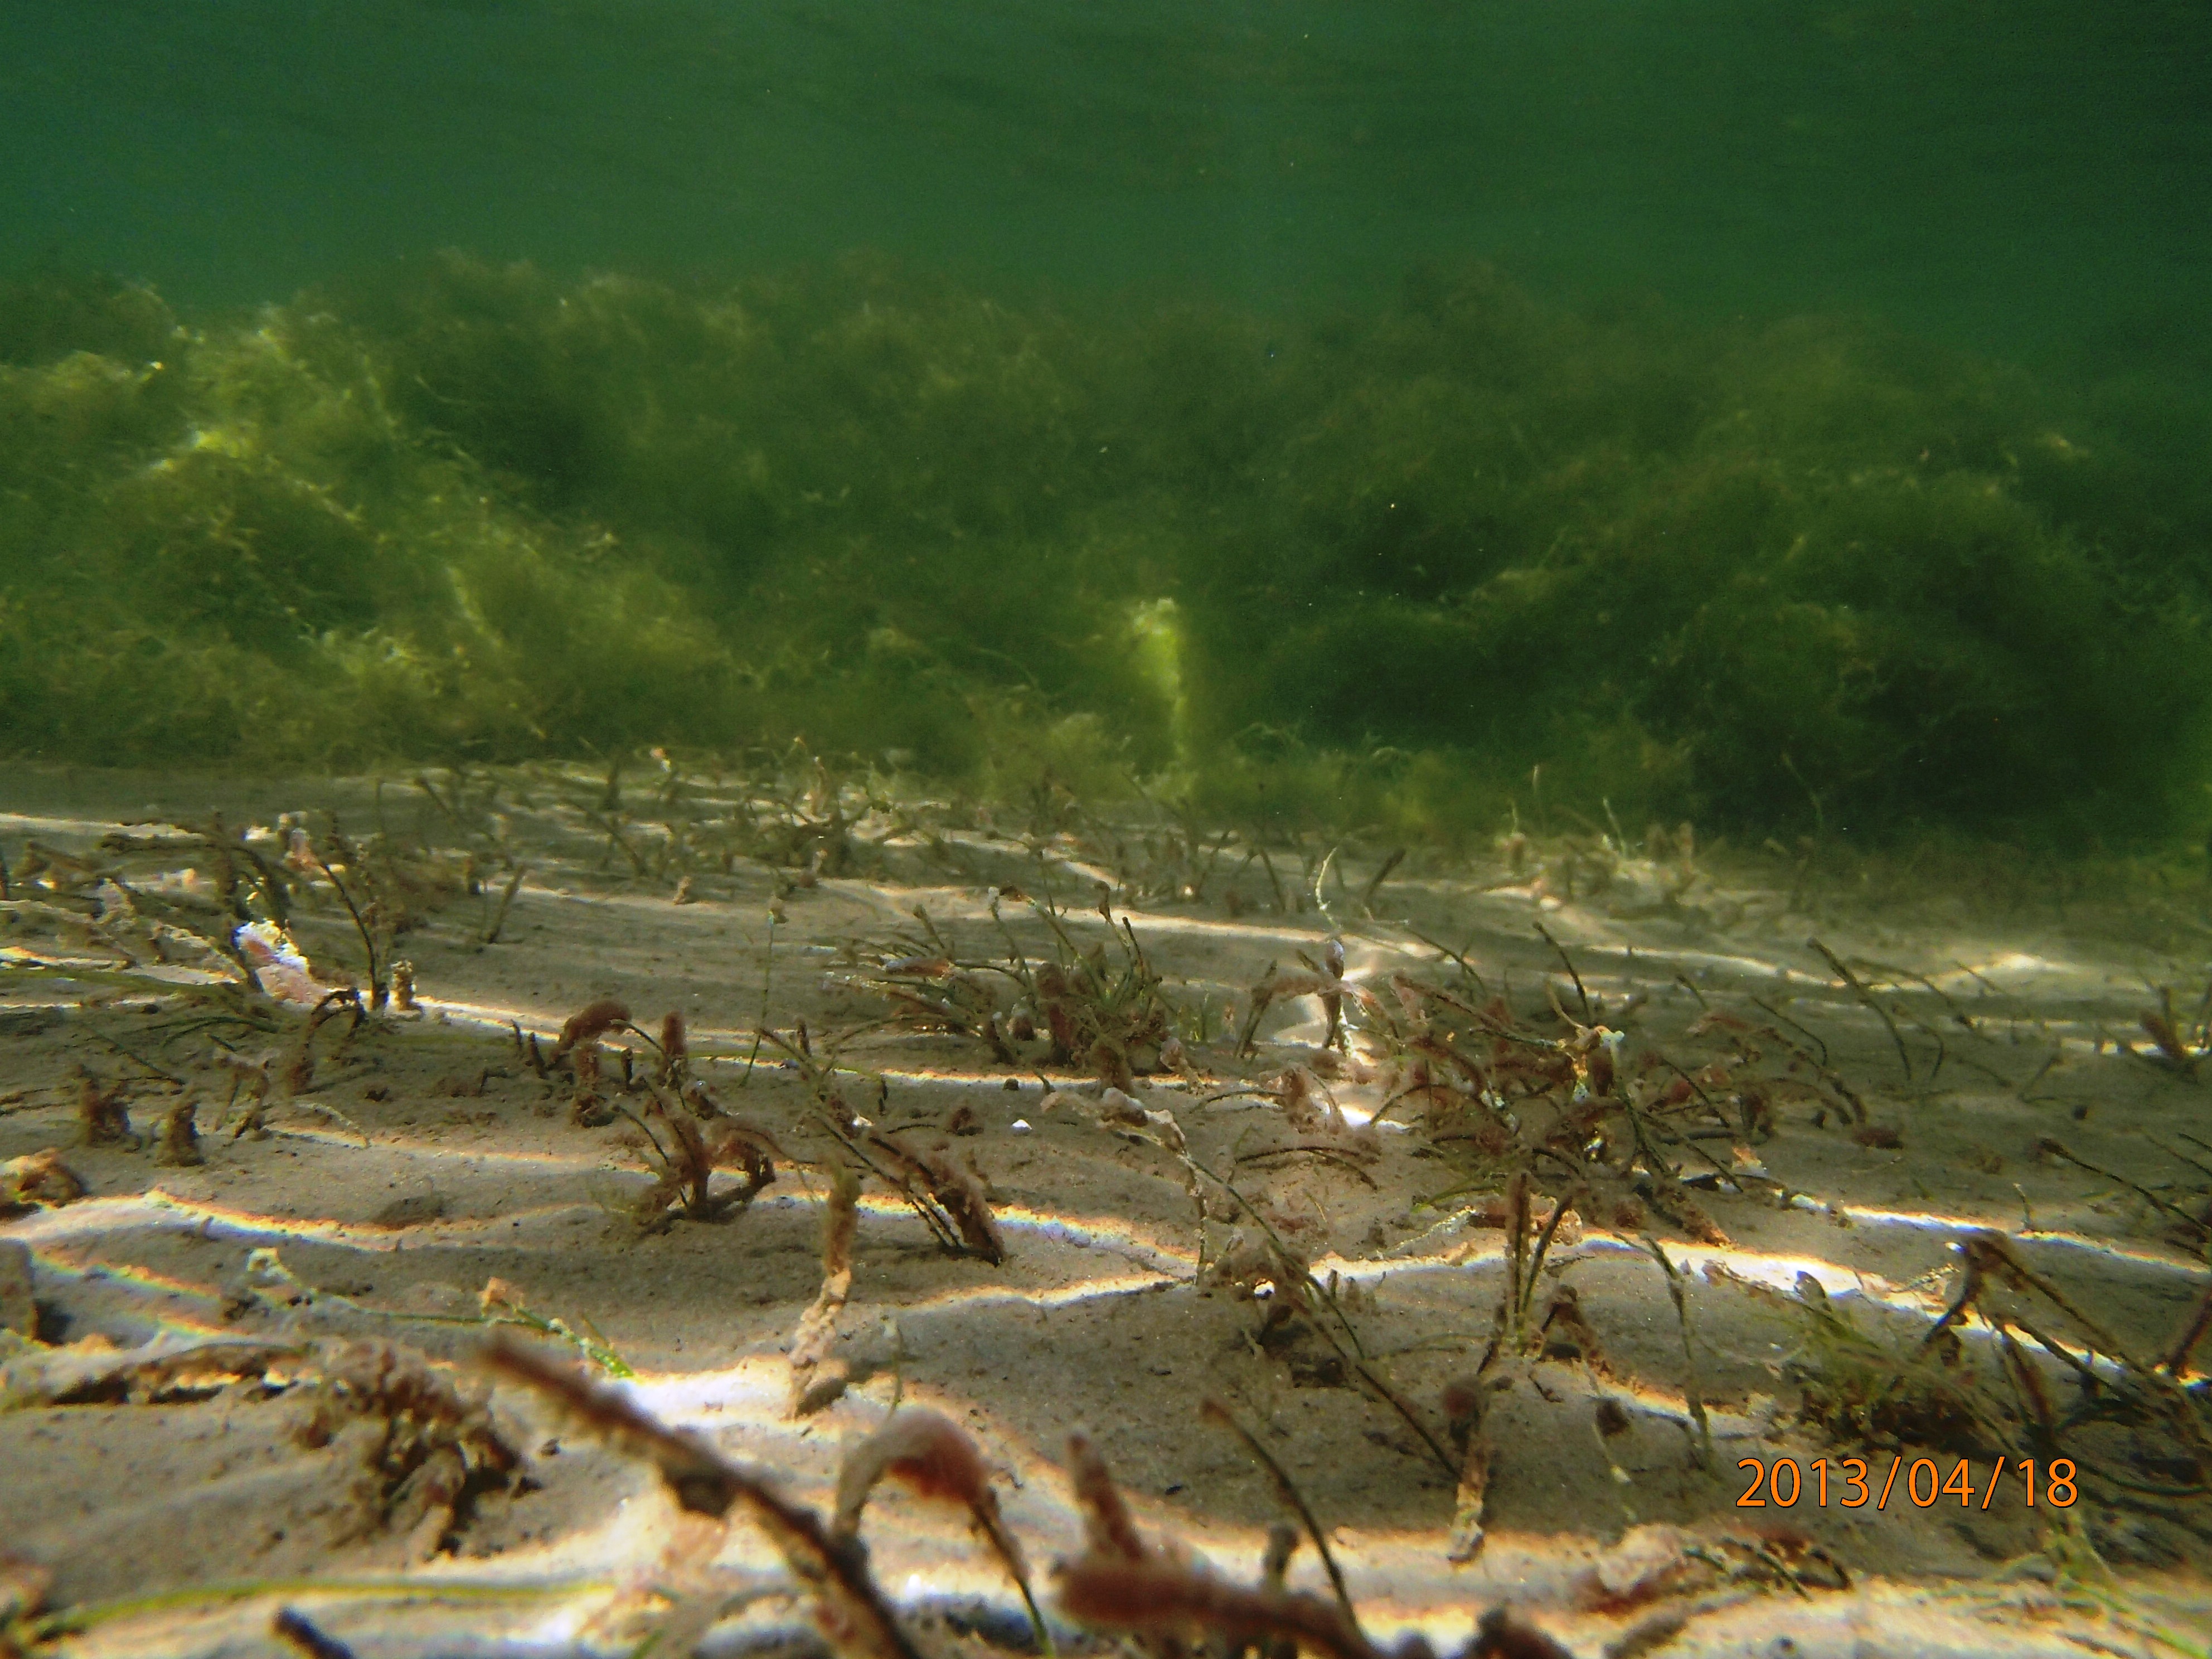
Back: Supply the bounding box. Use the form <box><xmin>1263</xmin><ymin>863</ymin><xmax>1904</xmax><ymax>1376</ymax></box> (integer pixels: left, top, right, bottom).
<box><xmin>1357</xmin><ymin>1209</ymin><xmax>2205</xmax><ymax>1318</ymax></box>
<box><xmin>13</xmin><ymin>1251</ymin><xmax>241</xmax><ymax>1344</ymax></box>
<box><xmin>987</xmin><ymin>1199</ymin><xmax>1195</xmax><ymax>1272</ymax></box>
<box><xmin>408</xmin><ymin>995</ymin><xmax>571</xmax><ymax>1040</ymax></box>
<box><xmin>732</xmin><ymin>1189</ymin><xmax>1196</xmax><ymax>1275</ymax></box>
<box><xmin>7</xmin><ymin>1189</ymin><xmax>600</xmax><ymax>1254</ymax></box>
<box><xmin>6</xmin><ymin>1186</ymin><xmax>1192</xmax><ymax>1321</ymax></box>
<box><xmin>282</xmin><ymin>1125</ymin><xmax>628</xmax><ymax>1175</ymax></box>
<box><xmin>30</xmin><ymin>1250</ymin><xmax>224</xmax><ymax>1307</ymax></box>
<box><xmin>0</xmin><ymin>811</ymin><xmax>148</xmax><ymax>838</ymax></box>
<box><xmin>1336</xmin><ymin>1231</ymin><xmax>1929</xmax><ymax>1311</ymax></box>
<box><xmin>1784</xmin><ymin>1196</ymin><xmax>2212</xmax><ymax>1279</ymax></box>
<box><xmin>22</xmin><ymin>1169</ymin><xmax>2198</xmax><ymax>1360</ymax></box>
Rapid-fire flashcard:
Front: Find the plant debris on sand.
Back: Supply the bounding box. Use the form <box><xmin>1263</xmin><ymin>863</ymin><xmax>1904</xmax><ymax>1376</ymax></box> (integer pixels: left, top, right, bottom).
<box><xmin>3</xmin><ymin>767</ymin><xmax>2212</xmax><ymax>1657</ymax></box>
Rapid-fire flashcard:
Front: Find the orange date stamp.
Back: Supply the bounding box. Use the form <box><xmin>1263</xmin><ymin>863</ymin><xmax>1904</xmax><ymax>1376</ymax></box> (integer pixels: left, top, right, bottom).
<box><xmin>1734</xmin><ymin>1455</ymin><xmax>2078</xmax><ymax>1510</ymax></box>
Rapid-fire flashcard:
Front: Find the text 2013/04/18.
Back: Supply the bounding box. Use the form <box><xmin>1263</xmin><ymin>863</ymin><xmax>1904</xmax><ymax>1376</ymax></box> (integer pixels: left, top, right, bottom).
<box><xmin>1735</xmin><ymin>1456</ymin><xmax>2078</xmax><ymax>1510</ymax></box>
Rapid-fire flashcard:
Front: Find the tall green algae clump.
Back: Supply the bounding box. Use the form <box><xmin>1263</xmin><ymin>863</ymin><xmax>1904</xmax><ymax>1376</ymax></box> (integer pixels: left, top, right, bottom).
<box><xmin>1</xmin><ymin>256</ymin><xmax>2206</xmax><ymax>848</ymax></box>
<box><xmin>0</xmin><ymin>269</ymin><xmax>728</xmax><ymax>767</ymax></box>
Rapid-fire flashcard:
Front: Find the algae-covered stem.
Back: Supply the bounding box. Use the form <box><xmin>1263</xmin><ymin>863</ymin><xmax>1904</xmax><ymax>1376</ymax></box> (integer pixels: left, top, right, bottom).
<box><xmin>313</xmin><ymin>835</ymin><xmax>386</xmax><ymax>1011</ymax></box>
<box><xmin>1185</xmin><ymin>1151</ymin><xmax>1459</xmax><ymax>1480</ymax></box>
<box><xmin>480</xmin><ymin>864</ymin><xmax>526</xmax><ymax>948</ymax></box>
<box><xmin>1533</xmin><ymin>921</ymin><xmax>1591</xmax><ymax>1022</ymax></box>
<box><xmin>741</xmin><ymin>910</ymin><xmax>777</xmax><ymax>1085</ymax></box>
<box><xmin>1201</xmin><ymin>1396</ymin><xmax>1360</xmax><ymax>1629</ymax></box>
<box><xmin>273</xmin><ymin>1606</ymin><xmax>354</xmax><ymax>1659</ymax></box>
<box><xmin>1642</xmin><ymin>1236</ymin><xmax>1714</xmax><ymax>1471</ymax></box>
<box><xmin>481</xmin><ymin>1335</ymin><xmax>921</xmax><ymax>1659</ymax></box>
<box><xmin>1810</xmin><ymin>937</ymin><xmax>1914</xmax><ymax>1082</ymax></box>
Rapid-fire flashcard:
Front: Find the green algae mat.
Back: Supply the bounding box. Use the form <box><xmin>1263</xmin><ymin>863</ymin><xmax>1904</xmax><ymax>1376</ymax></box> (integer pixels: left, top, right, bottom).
<box><xmin>5</xmin><ymin>258</ymin><xmax>2209</xmax><ymax>853</ymax></box>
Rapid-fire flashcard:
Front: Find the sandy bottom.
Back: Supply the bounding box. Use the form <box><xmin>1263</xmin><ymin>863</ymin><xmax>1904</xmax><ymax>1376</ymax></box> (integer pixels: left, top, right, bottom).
<box><xmin>1</xmin><ymin>763</ymin><xmax>2208</xmax><ymax>1658</ymax></box>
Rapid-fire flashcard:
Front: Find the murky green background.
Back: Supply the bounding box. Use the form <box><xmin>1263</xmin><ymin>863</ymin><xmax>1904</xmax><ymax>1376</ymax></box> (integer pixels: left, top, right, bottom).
<box><xmin>11</xmin><ymin>0</ymin><xmax>2210</xmax><ymax>363</ymax></box>
<box><xmin>3</xmin><ymin>0</ymin><xmax>2209</xmax><ymax>845</ymax></box>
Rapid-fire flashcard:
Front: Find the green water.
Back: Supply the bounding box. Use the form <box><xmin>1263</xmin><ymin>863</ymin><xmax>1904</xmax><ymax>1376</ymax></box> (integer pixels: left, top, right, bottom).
<box><xmin>3</xmin><ymin>0</ymin><xmax>2210</xmax><ymax>846</ymax></box>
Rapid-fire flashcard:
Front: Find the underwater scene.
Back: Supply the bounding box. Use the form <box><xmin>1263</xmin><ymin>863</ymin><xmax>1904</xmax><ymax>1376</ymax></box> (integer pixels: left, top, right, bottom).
<box><xmin>2</xmin><ymin>1</ymin><xmax>2211</xmax><ymax>1654</ymax></box>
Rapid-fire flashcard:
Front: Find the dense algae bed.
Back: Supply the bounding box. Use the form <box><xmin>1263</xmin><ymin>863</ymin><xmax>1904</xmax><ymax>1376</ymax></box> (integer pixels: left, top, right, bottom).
<box><xmin>3</xmin><ymin>255</ymin><xmax>2211</xmax><ymax>848</ymax></box>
